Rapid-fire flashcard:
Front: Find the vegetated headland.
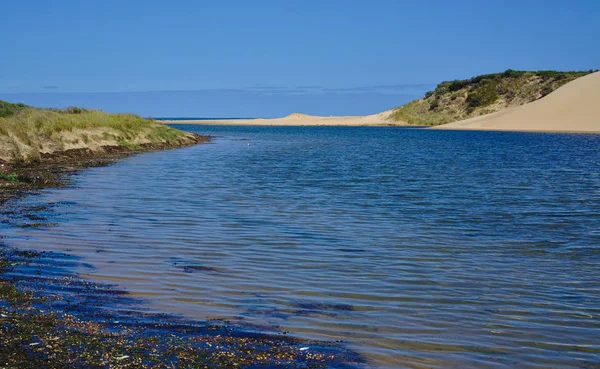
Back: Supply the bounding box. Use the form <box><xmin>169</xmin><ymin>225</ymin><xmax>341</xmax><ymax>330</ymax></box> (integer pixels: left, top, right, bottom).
<box><xmin>166</xmin><ymin>69</ymin><xmax>599</xmax><ymax>132</ymax></box>
<box><xmin>387</xmin><ymin>69</ymin><xmax>593</xmax><ymax>126</ymax></box>
<box><xmin>0</xmin><ymin>101</ymin><xmax>362</xmax><ymax>368</ymax></box>
<box><xmin>433</xmin><ymin>70</ymin><xmax>600</xmax><ymax>132</ymax></box>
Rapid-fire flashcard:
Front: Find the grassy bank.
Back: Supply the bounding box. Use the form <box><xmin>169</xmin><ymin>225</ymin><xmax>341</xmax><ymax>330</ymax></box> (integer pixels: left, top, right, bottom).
<box><xmin>0</xmin><ymin>100</ymin><xmax>199</xmax><ymax>163</ymax></box>
<box><xmin>388</xmin><ymin>70</ymin><xmax>596</xmax><ymax>126</ymax></box>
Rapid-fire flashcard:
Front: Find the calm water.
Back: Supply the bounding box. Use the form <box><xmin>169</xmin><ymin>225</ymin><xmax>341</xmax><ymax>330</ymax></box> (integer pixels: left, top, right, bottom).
<box><xmin>3</xmin><ymin>126</ymin><xmax>600</xmax><ymax>368</ymax></box>
<box><xmin>155</xmin><ymin>117</ymin><xmax>256</xmax><ymax>121</ymax></box>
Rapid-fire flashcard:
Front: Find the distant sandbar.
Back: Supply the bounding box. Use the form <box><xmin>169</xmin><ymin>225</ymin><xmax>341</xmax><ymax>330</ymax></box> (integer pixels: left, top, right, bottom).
<box><xmin>161</xmin><ymin>111</ymin><xmax>403</xmax><ymax>126</ymax></box>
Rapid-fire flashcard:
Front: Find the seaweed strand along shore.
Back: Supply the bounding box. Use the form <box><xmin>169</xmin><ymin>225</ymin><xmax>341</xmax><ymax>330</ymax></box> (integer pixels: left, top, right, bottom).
<box><xmin>0</xmin><ymin>102</ymin><xmax>363</xmax><ymax>368</ymax></box>
<box><xmin>0</xmin><ymin>161</ymin><xmax>364</xmax><ymax>368</ymax></box>
<box><xmin>0</xmin><ymin>247</ymin><xmax>362</xmax><ymax>368</ymax></box>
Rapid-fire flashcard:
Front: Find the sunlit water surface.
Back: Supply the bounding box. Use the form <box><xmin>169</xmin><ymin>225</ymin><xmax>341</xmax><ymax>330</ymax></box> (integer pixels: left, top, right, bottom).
<box><xmin>3</xmin><ymin>126</ymin><xmax>600</xmax><ymax>368</ymax></box>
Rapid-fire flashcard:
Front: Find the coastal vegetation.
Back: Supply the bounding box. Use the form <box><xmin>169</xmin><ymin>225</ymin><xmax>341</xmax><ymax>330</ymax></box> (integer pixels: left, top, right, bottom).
<box><xmin>0</xmin><ymin>100</ymin><xmax>28</xmax><ymax>118</ymax></box>
<box><xmin>0</xmin><ymin>100</ymin><xmax>201</xmax><ymax>163</ymax></box>
<box><xmin>389</xmin><ymin>69</ymin><xmax>597</xmax><ymax>126</ymax></box>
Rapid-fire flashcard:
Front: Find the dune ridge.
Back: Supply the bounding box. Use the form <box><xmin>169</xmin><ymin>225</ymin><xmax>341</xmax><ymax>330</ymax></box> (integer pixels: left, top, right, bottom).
<box><xmin>164</xmin><ymin>71</ymin><xmax>600</xmax><ymax>132</ymax></box>
<box><xmin>434</xmin><ymin>71</ymin><xmax>600</xmax><ymax>132</ymax></box>
<box><xmin>387</xmin><ymin>70</ymin><xmax>592</xmax><ymax>126</ymax></box>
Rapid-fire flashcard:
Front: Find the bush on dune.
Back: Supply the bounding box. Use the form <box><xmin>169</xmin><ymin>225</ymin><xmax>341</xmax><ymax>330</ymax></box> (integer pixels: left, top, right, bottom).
<box><xmin>389</xmin><ymin>69</ymin><xmax>596</xmax><ymax>126</ymax></box>
<box><xmin>0</xmin><ymin>101</ymin><xmax>28</xmax><ymax>118</ymax></box>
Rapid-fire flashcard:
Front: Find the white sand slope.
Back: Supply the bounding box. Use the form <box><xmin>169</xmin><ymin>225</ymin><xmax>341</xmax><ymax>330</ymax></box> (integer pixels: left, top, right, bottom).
<box><xmin>435</xmin><ymin>71</ymin><xmax>600</xmax><ymax>132</ymax></box>
<box><xmin>163</xmin><ymin>109</ymin><xmax>401</xmax><ymax>126</ymax></box>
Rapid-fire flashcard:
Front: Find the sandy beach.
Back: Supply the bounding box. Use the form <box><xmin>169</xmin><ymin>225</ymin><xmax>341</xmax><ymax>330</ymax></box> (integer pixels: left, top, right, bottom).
<box><xmin>163</xmin><ymin>110</ymin><xmax>400</xmax><ymax>126</ymax></box>
<box><xmin>434</xmin><ymin>71</ymin><xmax>600</xmax><ymax>133</ymax></box>
<box><xmin>165</xmin><ymin>71</ymin><xmax>600</xmax><ymax>133</ymax></box>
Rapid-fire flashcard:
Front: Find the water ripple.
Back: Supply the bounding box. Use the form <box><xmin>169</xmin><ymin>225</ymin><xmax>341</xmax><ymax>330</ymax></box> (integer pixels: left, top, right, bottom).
<box><xmin>2</xmin><ymin>127</ymin><xmax>600</xmax><ymax>369</ymax></box>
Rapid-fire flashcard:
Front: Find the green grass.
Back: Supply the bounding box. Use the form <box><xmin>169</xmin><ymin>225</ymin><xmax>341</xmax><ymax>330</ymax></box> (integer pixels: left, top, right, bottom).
<box><xmin>0</xmin><ymin>103</ymin><xmax>192</xmax><ymax>162</ymax></box>
<box><xmin>145</xmin><ymin>124</ymin><xmax>185</xmax><ymax>142</ymax></box>
<box><xmin>24</xmin><ymin>109</ymin><xmax>158</xmax><ymax>136</ymax></box>
<box><xmin>0</xmin><ymin>104</ymin><xmax>186</xmax><ymax>140</ymax></box>
<box><xmin>118</xmin><ymin>140</ymin><xmax>143</xmax><ymax>151</ymax></box>
<box><xmin>0</xmin><ymin>101</ymin><xmax>28</xmax><ymax>118</ymax></box>
<box><xmin>389</xmin><ymin>99</ymin><xmax>454</xmax><ymax>126</ymax></box>
<box><xmin>0</xmin><ymin>170</ymin><xmax>19</xmax><ymax>182</ymax></box>
<box><xmin>389</xmin><ymin>69</ymin><xmax>597</xmax><ymax>126</ymax></box>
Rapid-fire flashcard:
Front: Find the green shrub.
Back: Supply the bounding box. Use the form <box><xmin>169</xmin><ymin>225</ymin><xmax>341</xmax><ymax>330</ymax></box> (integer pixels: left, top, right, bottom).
<box><xmin>64</xmin><ymin>106</ymin><xmax>84</xmax><ymax>114</ymax></box>
<box><xmin>0</xmin><ymin>170</ymin><xmax>18</xmax><ymax>182</ymax></box>
<box><xmin>431</xmin><ymin>81</ymin><xmax>451</xmax><ymax>96</ymax></box>
<box><xmin>540</xmin><ymin>85</ymin><xmax>554</xmax><ymax>97</ymax></box>
<box><xmin>448</xmin><ymin>79</ymin><xmax>469</xmax><ymax>91</ymax></box>
<box><xmin>502</xmin><ymin>69</ymin><xmax>526</xmax><ymax>78</ymax></box>
<box><xmin>466</xmin><ymin>83</ymin><xmax>498</xmax><ymax>108</ymax></box>
<box><xmin>0</xmin><ymin>100</ymin><xmax>28</xmax><ymax>118</ymax></box>
<box><xmin>429</xmin><ymin>97</ymin><xmax>440</xmax><ymax>110</ymax></box>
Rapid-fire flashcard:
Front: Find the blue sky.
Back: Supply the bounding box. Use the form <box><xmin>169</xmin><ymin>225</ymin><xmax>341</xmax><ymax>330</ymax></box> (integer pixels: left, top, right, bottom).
<box><xmin>1</xmin><ymin>0</ymin><xmax>598</xmax><ymax>117</ymax></box>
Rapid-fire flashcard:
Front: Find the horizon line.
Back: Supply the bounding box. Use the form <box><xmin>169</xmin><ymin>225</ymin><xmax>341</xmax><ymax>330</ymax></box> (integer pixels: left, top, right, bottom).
<box><xmin>0</xmin><ymin>83</ymin><xmax>436</xmax><ymax>95</ymax></box>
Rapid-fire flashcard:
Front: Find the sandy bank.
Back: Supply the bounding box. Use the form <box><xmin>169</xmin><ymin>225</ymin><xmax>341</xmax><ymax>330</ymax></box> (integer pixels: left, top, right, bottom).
<box><xmin>163</xmin><ymin>109</ymin><xmax>403</xmax><ymax>126</ymax></box>
<box><xmin>434</xmin><ymin>71</ymin><xmax>600</xmax><ymax>133</ymax></box>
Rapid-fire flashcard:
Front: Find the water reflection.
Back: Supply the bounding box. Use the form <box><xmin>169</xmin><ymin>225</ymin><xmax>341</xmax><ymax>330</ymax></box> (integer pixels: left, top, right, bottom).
<box><xmin>3</xmin><ymin>127</ymin><xmax>600</xmax><ymax>369</ymax></box>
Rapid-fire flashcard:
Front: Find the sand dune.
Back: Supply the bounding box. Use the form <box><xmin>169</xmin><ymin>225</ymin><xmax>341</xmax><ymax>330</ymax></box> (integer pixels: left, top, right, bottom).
<box><xmin>435</xmin><ymin>71</ymin><xmax>600</xmax><ymax>133</ymax></box>
<box><xmin>163</xmin><ymin>109</ymin><xmax>400</xmax><ymax>126</ymax></box>
<box><xmin>282</xmin><ymin>112</ymin><xmax>316</xmax><ymax>119</ymax></box>
<box><xmin>164</xmin><ymin>72</ymin><xmax>600</xmax><ymax>131</ymax></box>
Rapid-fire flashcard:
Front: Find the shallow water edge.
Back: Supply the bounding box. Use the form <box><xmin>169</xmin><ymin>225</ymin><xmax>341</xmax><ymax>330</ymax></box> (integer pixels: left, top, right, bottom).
<box><xmin>0</xmin><ymin>141</ymin><xmax>363</xmax><ymax>368</ymax></box>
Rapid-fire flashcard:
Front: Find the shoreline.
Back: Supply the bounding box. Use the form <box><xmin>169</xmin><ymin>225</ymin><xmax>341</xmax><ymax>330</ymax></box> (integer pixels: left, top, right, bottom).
<box><xmin>430</xmin><ymin>126</ymin><xmax>600</xmax><ymax>134</ymax></box>
<box><xmin>162</xmin><ymin>118</ymin><xmax>402</xmax><ymax>126</ymax></box>
<box><xmin>161</xmin><ymin>71</ymin><xmax>600</xmax><ymax>133</ymax></box>
<box><xmin>1</xmin><ymin>134</ymin><xmax>209</xmax><ymax>203</ymax></box>
<box><xmin>0</xmin><ymin>248</ymin><xmax>361</xmax><ymax>368</ymax></box>
<box><xmin>160</xmin><ymin>110</ymin><xmax>404</xmax><ymax>127</ymax></box>
<box><xmin>0</xmin><ymin>139</ymin><xmax>363</xmax><ymax>368</ymax></box>
<box><xmin>166</xmin><ymin>119</ymin><xmax>600</xmax><ymax>133</ymax></box>
<box><xmin>163</xmin><ymin>118</ymin><xmax>600</xmax><ymax>133</ymax></box>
